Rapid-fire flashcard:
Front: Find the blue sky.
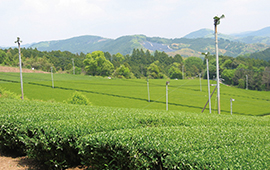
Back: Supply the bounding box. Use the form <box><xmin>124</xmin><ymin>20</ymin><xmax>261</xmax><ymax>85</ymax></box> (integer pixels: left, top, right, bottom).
<box><xmin>1</xmin><ymin>0</ymin><xmax>269</xmax><ymax>46</ymax></box>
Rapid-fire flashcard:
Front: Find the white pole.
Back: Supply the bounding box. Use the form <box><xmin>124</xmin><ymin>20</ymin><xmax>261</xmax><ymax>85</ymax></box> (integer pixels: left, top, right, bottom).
<box><xmin>166</xmin><ymin>81</ymin><xmax>169</xmax><ymax>111</ymax></box>
<box><xmin>230</xmin><ymin>98</ymin><xmax>234</xmax><ymax>115</ymax></box>
<box><xmin>215</xmin><ymin>23</ymin><xmax>221</xmax><ymax>114</ymax></box>
<box><xmin>230</xmin><ymin>98</ymin><xmax>232</xmax><ymax>115</ymax></box>
<box><xmin>199</xmin><ymin>73</ymin><xmax>202</xmax><ymax>91</ymax></box>
<box><xmin>207</xmin><ymin>59</ymin><xmax>211</xmax><ymax>113</ymax></box>
<box><xmin>147</xmin><ymin>78</ymin><xmax>150</xmax><ymax>102</ymax></box>
<box><xmin>51</xmin><ymin>66</ymin><xmax>54</xmax><ymax>88</ymax></box>
<box><xmin>166</xmin><ymin>84</ymin><xmax>168</xmax><ymax>111</ymax></box>
<box><xmin>15</xmin><ymin>37</ymin><xmax>24</xmax><ymax>100</ymax></box>
<box><xmin>246</xmin><ymin>75</ymin><xmax>248</xmax><ymax>90</ymax></box>
<box><xmin>182</xmin><ymin>65</ymin><xmax>184</xmax><ymax>79</ymax></box>
<box><xmin>72</xmin><ymin>58</ymin><xmax>75</xmax><ymax>75</ymax></box>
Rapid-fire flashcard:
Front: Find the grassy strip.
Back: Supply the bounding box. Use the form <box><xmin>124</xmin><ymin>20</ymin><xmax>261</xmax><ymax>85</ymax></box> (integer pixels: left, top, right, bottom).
<box><xmin>1</xmin><ymin>72</ymin><xmax>270</xmax><ymax>116</ymax></box>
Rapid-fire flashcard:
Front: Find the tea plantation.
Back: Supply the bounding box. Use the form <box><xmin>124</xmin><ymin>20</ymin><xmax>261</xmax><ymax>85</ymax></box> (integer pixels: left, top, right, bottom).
<box><xmin>0</xmin><ymin>98</ymin><xmax>269</xmax><ymax>169</ymax></box>
<box><xmin>1</xmin><ymin>72</ymin><xmax>270</xmax><ymax>116</ymax></box>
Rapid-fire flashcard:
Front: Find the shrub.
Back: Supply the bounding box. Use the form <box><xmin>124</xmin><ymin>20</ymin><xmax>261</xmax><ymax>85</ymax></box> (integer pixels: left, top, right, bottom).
<box><xmin>64</xmin><ymin>91</ymin><xmax>91</xmax><ymax>105</ymax></box>
<box><xmin>0</xmin><ymin>87</ymin><xmax>22</xmax><ymax>99</ymax></box>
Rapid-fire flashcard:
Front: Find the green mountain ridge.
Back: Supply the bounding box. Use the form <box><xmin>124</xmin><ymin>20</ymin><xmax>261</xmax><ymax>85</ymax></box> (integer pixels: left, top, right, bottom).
<box><xmin>233</xmin><ymin>26</ymin><xmax>270</xmax><ymax>37</ymax></box>
<box><xmin>247</xmin><ymin>47</ymin><xmax>270</xmax><ymax>61</ymax></box>
<box><xmin>184</xmin><ymin>28</ymin><xmax>236</xmax><ymax>40</ymax></box>
<box><xmin>184</xmin><ymin>27</ymin><xmax>270</xmax><ymax>45</ymax></box>
<box><xmin>29</xmin><ymin>34</ymin><xmax>270</xmax><ymax>58</ymax></box>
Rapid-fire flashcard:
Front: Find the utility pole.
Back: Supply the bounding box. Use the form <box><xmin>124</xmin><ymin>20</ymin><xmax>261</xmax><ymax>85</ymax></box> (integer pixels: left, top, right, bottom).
<box><xmin>202</xmin><ymin>52</ymin><xmax>211</xmax><ymax>113</ymax></box>
<box><xmin>202</xmin><ymin>52</ymin><xmax>212</xmax><ymax>113</ymax></box>
<box><xmin>206</xmin><ymin>59</ymin><xmax>211</xmax><ymax>113</ymax></box>
<box><xmin>166</xmin><ymin>81</ymin><xmax>170</xmax><ymax>111</ymax></box>
<box><xmin>147</xmin><ymin>77</ymin><xmax>150</xmax><ymax>102</ymax></box>
<box><xmin>72</xmin><ymin>58</ymin><xmax>75</xmax><ymax>75</ymax></box>
<box><xmin>230</xmin><ymin>98</ymin><xmax>235</xmax><ymax>115</ymax></box>
<box><xmin>214</xmin><ymin>14</ymin><xmax>225</xmax><ymax>114</ymax></box>
<box><xmin>199</xmin><ymin>73</ymin><xmax>202</xmax><ymax>91</ymax></box>
<box><xmin>246</xmin><ymin>75</ymin><xmax>248</xmax><ymax>90</ymax></box>
<box><xmin>182</xmin><ymin>65</ymin><xmax>184</xmax><ymax>79</ymax></box>
<box><xmin>15</xmin><ymin>37</ymin><xmax>24</xmax><ymax>100</ymax></box>
<box><xmin>51</xmin><ymin>66</ymin><xmax>54</xmax><ymax>88</ymax></box>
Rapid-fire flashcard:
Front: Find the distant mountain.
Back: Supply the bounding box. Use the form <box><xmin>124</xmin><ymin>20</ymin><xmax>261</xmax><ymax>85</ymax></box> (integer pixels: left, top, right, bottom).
<box><xmin>237</xmin><ymin>36</ymin><xmax>270</xmax><ymax>45</ymax></box>
<box><xmin>184</xmin><ymin>27</ymin><xmax>270</xmax><ymax>45</ymax></box>
<box><xmin>30</xmin><ymin>35</ymin><xmax>113</xmax><ymax>54</ymax></box>
<box><xmin>232</xmin><ymin>27</ymin><xmax>270</xmax><ymax>45</ymax></box>
<box><xmin>184</xmin><ymin>28</ymin><xmax>235</xmax><ymax>40</ymax></box>
<box><xmin>1</xmin><ymin>43</ymin><xmax>37</xmax><ymax>49</ymax></box>
<box><xmin>247</xmin><ymin>47</ymin><xmax>270</xmax><ymax>61</ymax></box>
<box><xmin>232</xmin><ymin>26</ymin><xmax>270</xmax><ymax>37</ymax></box>
<box><xmin>28</xmin><ymin>34</ymin><xmax>269</xmax><ymax>58</ymax></box>
<box><xmin>184</xmin><ymin>29</ymin><xmax>213</xmax><ymax>39</ymax></box>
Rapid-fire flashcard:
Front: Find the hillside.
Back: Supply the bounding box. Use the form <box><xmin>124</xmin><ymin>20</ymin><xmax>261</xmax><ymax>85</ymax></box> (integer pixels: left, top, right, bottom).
<box><xmin>29</xmin><ymin>34</ymin><xmax>269</xmax><ymax>57</ymax></box>
<box><xmin>167</xmin><ymin>37</ymin><xmax>269</xmax><ymax>57</ymax></box>
<box><xmin>31</xmin><ymin>35</ymin><xmax>113</xmax><ymax>54</ymax></box>
<box><xmin>184</xmin><ymin>28</ymin><xmax>235</xmax><ymax>40</ymax></box>
<box><xmin>247</xmin><ymin>47</ymin><xmax>270</xmax><ymax>61</ymax></box>
<box><xmin>184</xmin><ymin>27</ymin><xmax>270</xmax><ymax>45</ymax></box>
<box><xmin>232</xmin><ymin>26</ymin><xmax>270</xmax><ymax>37</ymax></box>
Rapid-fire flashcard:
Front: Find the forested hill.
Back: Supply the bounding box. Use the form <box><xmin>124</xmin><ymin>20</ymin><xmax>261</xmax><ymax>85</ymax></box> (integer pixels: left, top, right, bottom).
<box><xmin>30</xmin><ymin>35</ymin><xmax>113</xmax><ymax>54</ymax></box>
<box><xmin>28</xmin><ymin>35</ymin><xmax>269</xmax><ymax>57</ymax></box>
<box><xmin>184</xmin><ymin>27</ymin><xmax>270</xmax><ymax>45</ymax></box>
<box><xmin>247</xmin><ymin>47</ymin><xmax>270</xmax><ymax>61</ymax></box>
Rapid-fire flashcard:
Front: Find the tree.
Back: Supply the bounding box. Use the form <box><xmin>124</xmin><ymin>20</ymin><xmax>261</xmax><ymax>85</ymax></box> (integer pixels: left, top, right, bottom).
<box><xmin>262</xmin><ymin>67</ymin><xmax>270</xmax><ymax>90</ymax></box>
<box><xmin>184</xmin><ymin>57</ymin><xmax>203</xmax><ymax>77</ymax></box>
<box><xmin>0</xmin><ymin>49</ymin><xmax>6</xmax><ymax>64</ymax></box>
<box><xmin>232</xmin><ymin>64</ymin><xmax>248</xmax><ymax>86</ymax></box>
<box><xmin>221</xmin><ymin>69</ymin><xmax>235</xmax><ymax>85</ymax></box>
<box><xmin>220</xmin><ymin>59</ymin><xmax>232</xmax><ymax>71</ymax></box>
<box><xmin>174</xmin><ymin>54</ymin><xmax>183</xmax><ymax>63</ymax></box>
<box><xmin>4</xmin><ymin>51</ymin><xmax>14</xmax><ymax>66</ymax></box>
<box><xmin>83</xmin><ymin>51</ymin><xmax>114</xmax><ymax>76</ymax></box>
<box><xmin>238</xmin><ymin>79</ymin><xmax>245</xmax><ymax>88</ymax></box>
<box><xmin>168</xmin><ymin>63</ymin><xmax>182</xmax><ymax>79</ymax></box>
<box><xmin>114</xmin><ymin>52</ymin><xmax>124</xmax><ymax>62</ymax></box>
<box><xmin>113</xmin><ymin>64</ymin><xmax>133</xmax><ymax>78</ymax></box>
<box><xmin>147</xmin><ymin>61</ymin><xmax>165</xmax><ymax>79</ymax></box>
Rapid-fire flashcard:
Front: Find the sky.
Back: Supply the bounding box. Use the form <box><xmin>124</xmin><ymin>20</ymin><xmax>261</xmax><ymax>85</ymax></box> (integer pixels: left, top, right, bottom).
<box><xmin>1</xmin><ymin>0</ymin><xmax>269</xmax><ymax>47</ymax></box>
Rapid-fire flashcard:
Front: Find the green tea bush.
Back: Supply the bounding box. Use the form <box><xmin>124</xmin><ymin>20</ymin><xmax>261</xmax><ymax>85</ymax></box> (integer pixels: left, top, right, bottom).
<box><xmin>0</xmin><ymin>98</ymin><xmax>269</xmax><ymax>169</ymax></box>
<box><xmin>79</xmin><ymin>126</ymin><xmax>270</xmax><ymax>169</ymax></box>
<box><xmin>0</xmin><ymin>87</ymin><xmax>22</xmax><ymax>99</ymax></box>
<box><xmin>64</xmin><ymin>91</ymin><xmax>91</xmax><ymax>105</ymax></box>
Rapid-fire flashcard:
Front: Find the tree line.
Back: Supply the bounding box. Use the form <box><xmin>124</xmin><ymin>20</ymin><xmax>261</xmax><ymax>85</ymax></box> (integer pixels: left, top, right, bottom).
<box><xmin>0</xmin><ymin>47</ymin><xmax>270</xmax><ymax>91</ymax></box>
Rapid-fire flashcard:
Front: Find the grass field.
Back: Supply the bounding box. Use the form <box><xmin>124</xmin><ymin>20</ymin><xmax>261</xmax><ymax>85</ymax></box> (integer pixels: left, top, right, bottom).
<box><xmin>1</xmin><ymin>72</ymin><xmax>270</xmax><ymax>116</ymax></box>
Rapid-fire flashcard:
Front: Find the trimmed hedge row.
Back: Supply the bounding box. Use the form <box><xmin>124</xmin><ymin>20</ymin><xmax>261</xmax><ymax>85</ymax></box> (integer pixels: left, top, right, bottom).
<box><xmin>79</xmin><ymin>126</ymin><xmax>270</xmax><ymax>169</ymax></box>
<box><xmin>0</xmin><ymin>98</ymin><xmax>269</xmax><ymax>169</ymax></box>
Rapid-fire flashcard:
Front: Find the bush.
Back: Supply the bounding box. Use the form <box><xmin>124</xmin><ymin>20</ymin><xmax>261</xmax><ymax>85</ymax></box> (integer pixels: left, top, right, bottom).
<box><xmin>64</xmin><ymin>91</ymin><xmax>91</xmax><ymax>105</ymax></box>
<box><xmin>0</xmin><ymin>87</ymin><xmax>22</xmax><ymax>100</ymax></box>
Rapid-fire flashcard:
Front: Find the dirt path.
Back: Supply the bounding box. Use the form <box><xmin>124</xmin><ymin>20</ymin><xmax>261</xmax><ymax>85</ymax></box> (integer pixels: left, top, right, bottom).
<box><xmin>0</xmin><ymin>66</ymin><xmax>48</xmax><ymax>73</ymax></box>
<box><xmin>0</xmin><ymin>151</ymin><xmax>85</xmax><ymax>170</ymax></box>
<box><xmin>0</xmin><ymin>152</ymin><xmax>40</xmax><ymax>170</ymax></box>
